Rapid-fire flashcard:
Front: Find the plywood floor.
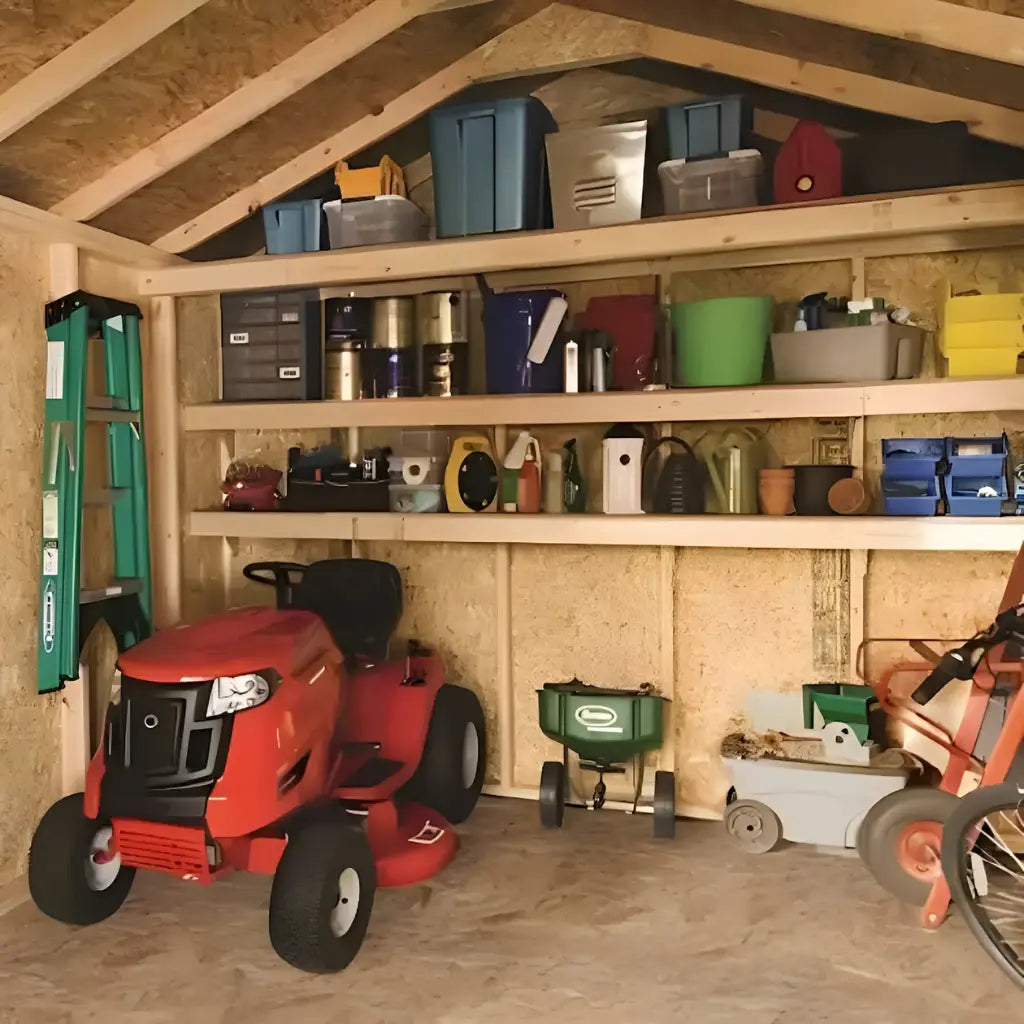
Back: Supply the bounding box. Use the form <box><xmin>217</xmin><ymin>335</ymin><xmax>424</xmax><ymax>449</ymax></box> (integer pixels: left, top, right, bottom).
<box><xmin>0</xmin><ymin>798</ymin><xmax>1017</xmax><ymax>1022</ymax></box>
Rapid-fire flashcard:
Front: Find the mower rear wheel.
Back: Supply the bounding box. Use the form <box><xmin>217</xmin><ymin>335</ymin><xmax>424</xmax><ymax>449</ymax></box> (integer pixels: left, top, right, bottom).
<box><xmin>409</xmin><ymin>684</ymin><xmax>486</xmax><ymax>824</ymax></box>
<box><xmin>28</xmin><ymin>793</ymin><xmax>135</xmax><ymax>925</ymax></box>
<box><xmin>539</xmin><ymin>761</ymin><xmax>566</xmax><ymax>829</ymax></box>
<box><xmin>269</xmin><ymin>817</ymin><xmax>376</xmax><ymax>974</ymax></box>
<box><xmin>652</xmin><ymin>771</ymin><xmax>676</xmax><ymax>840</ymax></box>
<box><xmin>856</xmin><ymin>787</ymin><xmax>959</xmax><ymax>905</ymax></box>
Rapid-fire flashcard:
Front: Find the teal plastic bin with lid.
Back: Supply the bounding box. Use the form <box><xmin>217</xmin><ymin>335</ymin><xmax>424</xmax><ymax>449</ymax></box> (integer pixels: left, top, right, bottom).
<box><xmin>262</xmin><ymin>199</ymin><xmax>322</xmax><ymax>254</ymax></box>
<box><xmin>430</xmin><ymin>96</ymin><xmax>556</xmax><ymax>238</ymax></box>
<box><xmin>671</xmin><ymin>295</ymin><xmax>772</xmax><ymax>387</ymax></box>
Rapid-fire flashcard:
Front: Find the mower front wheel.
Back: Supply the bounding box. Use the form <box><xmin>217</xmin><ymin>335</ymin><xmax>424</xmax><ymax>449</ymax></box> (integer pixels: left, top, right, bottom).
<box><xmin>409</xmin><ymin>684</ymin><xmax>486</xmax><ymax>824</ymax></box>
<box><xmin>28</xmin><ymin>793</ymin><xmax>135</xmax><ymax>925</ymax></box>
<box><xmin>269</xmin><ymin>817</ymin><xmax>376</xmax><ymax>974</ymax></box>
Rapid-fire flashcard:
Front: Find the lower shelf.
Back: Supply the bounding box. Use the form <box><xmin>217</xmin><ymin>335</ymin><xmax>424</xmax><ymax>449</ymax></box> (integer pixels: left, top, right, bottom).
<box><xmin>190</xmin><ymin>511</ymin><xmax>1024</xmax><ymax>552</ymax></box>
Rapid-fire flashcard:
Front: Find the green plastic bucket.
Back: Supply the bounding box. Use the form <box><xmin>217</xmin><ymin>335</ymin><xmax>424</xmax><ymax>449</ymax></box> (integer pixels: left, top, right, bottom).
<box><xmin>671</xmin><ymin>295</ymin><xmax>772</xmax><ymax>387</ymax></box>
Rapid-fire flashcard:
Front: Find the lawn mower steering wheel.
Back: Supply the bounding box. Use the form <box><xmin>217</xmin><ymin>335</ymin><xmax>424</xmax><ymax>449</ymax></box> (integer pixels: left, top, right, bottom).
<box><xmin>243</xmin><ymin>561</ymin><xmax>308</xmax><ymax>607</ymax></box>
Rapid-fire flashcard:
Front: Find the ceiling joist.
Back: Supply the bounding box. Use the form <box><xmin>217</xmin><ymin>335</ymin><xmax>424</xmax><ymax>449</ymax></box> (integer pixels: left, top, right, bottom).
<box><xmin>732</xmin><ymin>0</ymin><xmax>1024</xmax><ymax>67</ymax></box>
<box><xmin>51</xmin><ymin>0</ymin><xmax>460</xmax><ymax>223</ymax></box>
<box><xmin>0</xmin><ymin>0</ymin><xmax>211</xmax><ymax>145</ymax></box>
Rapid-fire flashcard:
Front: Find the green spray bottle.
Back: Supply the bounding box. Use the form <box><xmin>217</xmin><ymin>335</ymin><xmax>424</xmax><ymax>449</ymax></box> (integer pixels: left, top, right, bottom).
<box><xmin>562</xmin><ymin>438</ymin><xmax>586</xmax><ymax>513</ymax></box>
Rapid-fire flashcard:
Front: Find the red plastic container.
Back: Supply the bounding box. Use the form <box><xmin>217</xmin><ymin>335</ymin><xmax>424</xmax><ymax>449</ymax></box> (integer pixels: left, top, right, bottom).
<box><xmin>773</xmin><ymin>120</ymin><xmax>842</xmax><ymax>204</ymax></box>
<box><xmin>580</xmin><ymin>293</ymin><xmax>657</xmax><ymax>390</ymax></box>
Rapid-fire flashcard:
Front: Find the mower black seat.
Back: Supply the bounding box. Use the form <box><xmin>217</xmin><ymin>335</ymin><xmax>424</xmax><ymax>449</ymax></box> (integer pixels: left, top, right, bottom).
<box><xmin>290</xmin><ymin>559</ymin><xmax>403</xmax><ymax>661</ymax></box>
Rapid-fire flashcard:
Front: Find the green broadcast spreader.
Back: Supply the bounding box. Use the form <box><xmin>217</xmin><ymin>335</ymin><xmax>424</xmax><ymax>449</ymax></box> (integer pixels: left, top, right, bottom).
<box><xmin>536</xmin><ymin>679</ymin><xmax>676</xmax><ymax>839</ymax></box>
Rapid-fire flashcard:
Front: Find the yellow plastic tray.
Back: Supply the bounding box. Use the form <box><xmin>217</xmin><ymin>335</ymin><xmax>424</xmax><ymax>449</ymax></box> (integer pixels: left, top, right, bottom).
<box><xmin>942</xmin><ymin>319</ymin><xmax>1024</xmax><ymax>351</ymax></box>
<box><xmin>945</xmin><ymin>347</ymin><xmax>1020</xmax><ymax>377</ymax></box>
<box><xmin>943</xmin><ymin>287</ymin><xmax>1024</xmax><ymax>325</ymax></box>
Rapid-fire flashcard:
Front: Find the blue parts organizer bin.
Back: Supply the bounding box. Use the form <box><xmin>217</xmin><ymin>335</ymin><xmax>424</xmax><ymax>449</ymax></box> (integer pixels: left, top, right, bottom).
<box><xmin>262</xmin><ymin>199</ymin><xmax>321</xmax><ymax>254</ymax></box>
<box><xmin>881</xmin><ymin>437</ymin><xmax>944</xmax><ymax>516</ymax></box>
<box><xmin>430</xmin><ymin>97</ymin><xmax>557</xmax><ymax>238</ymax></box>
<box><xmin>947</xmin><ymin>476</ymin><xmax>1007</xmax><ymax>516</ymax></box>
<box><xmin>665</xmin><ymin>95</ymin><xmax>751</xmax><ymax>160</ymax></box>
<box><xmin>945</xmin><ymin>436</ymin><xmax>1008</xmax><ymax>478</ymax></box>
<box><xmin>484</xmin><ymin>290</ymin><xmax>564</xmax><ymax>394</ymax></box>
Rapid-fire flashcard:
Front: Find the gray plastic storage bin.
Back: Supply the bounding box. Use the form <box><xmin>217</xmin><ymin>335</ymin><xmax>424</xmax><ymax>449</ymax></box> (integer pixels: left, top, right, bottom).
<box><xmin>770</xmin><ymin>323</ymin><xmax>925</xmax><ymax>384</ymax></box>
<box><xmin>323</xmin><ymin>196</ymin><xmax>429</xmax><ymax>249</ymax></box>
<box><xmin>546</xmin><ymin>120</ymin><xmax>648</xmax><ymax>229</ymax></box>
<box><xmin>658</xmin><ymin>151</ymin><xmax>762</xmax><ymax>215</ymax></box>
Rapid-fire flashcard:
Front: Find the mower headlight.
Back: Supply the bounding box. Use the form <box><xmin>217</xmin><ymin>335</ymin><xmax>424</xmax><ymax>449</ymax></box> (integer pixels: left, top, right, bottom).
<box><xmin>206</xmin><ymin>669</ymin><xmax>281</xmax><ymax>717</ymax></box>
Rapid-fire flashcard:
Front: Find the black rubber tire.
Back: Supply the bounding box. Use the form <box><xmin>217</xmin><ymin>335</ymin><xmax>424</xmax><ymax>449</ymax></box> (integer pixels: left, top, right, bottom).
<box><xmin>269</xmin><ymin>818</ymin><xmax>377</xmax><ymax>974</ymax></box>
<box><xmin>28</xmin><ymin>793</ymin><xmax>135</xmax><ymax>926</ymax></box>
<box><xmin>539</xmin><ymin>761</ymin><xmax>565</xmax><ymax>829</ymax></box>
<box><xmin>724</xmin><ymin>799</ymin><xmax>782</xmax><ymax>854</ymax></box>
<box><xmin>856</xmin><ymin>786</ymin><xmax>959</xmax><ymax>905</ymax></box>
<box><xmin>942</xmin><ymin>783</ymin><xmax>1024</xmax><ymax>990</ymax></box>
<box><xmin>407</xmin><ymin>684</ymin><xmax>486</xmax><ymax>825</ymax></box>
<box><xmin>653</xmin><ymin>770</ymin><xmax>676</xmax><ymax>839</ymax></box>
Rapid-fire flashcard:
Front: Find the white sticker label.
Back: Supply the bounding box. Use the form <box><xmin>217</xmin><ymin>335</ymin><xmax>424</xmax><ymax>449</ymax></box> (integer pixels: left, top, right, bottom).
<box><xmin>42</xmin><ymin>492</ymin><xmax>58</xmax><ymax>538</ymax></box>
<box><xmin>229</xmin><ymin>332</ymin><xmax>249</xmax><ymax>345</ymax></box>
<box><xmin>281</xmin><ymin>312</ymin><xmax>299</xmax><ymax>323</ymax></box>
<box><xmin>278</xmin><ymin>366</ymin><xmax>300</xmax><ymax>379</ymax></box>
<box><xmin>45</xmin><ymin>341</ymin><xmax>64</xmax><ymax>399</ymax></box>
<box><xmin>108</xmin><ymin>315</ymin><xmax>124</xmax><ymax>333</ymax></box>
<box><xmin>409</xmin><ymin>821</ymin><xmax>446</xmax><ymax>846</ymax></box>
<box><xmin>42</xmin><ymin>540</ymin><xmax>58</xmax><ymax>577</ymax></box>
<box><xmin>42</xmin><ymin>579</ymin><xmax>56</xmax><ymax>653</ymax></box>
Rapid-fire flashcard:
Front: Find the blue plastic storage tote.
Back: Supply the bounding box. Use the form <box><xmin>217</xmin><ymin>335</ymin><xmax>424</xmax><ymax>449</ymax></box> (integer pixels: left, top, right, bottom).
<box><xmin>666</xmin><ymin>95</ymin><xmax>751</xmax><ymax>160</ymax></box>
<box><xmin>430</xmin><ymin>97</ymin><xmax>556</xmax><ymax>238</ymax></box>
<box><xmin>262</xmin><ymin>199</ymin><xmax>321</xmax><ymax>254</ymax></box>
<box><xmin>484</xmin><ymin>290</ymin><xmax>564</xmax><ymax>394</ymax></box>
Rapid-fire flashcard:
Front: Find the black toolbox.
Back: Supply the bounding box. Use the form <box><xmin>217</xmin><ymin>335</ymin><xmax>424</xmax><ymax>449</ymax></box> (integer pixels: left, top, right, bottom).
<box><xmin>221</xmin><ymin>289</ymin><xmax>322</xmax><ymax>401</ymax></box>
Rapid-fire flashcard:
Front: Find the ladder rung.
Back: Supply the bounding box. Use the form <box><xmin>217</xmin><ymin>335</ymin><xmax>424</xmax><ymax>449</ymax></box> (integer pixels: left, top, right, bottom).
<box><xmin>84</xmin><ymin>488</ymin><xmax>129</xmax><ymax>506</ymax></box>
<box><xmin>87</xmin><ymin>396</ymin><xmax>128</xmax><ymax>410</ymax></box>
<box><xmin>86</xmin><ymin>407</ymin><xmax>139</xmax><ymax>423</ymax></box>
<box><xmin>80</xmin><ymin>579</ymin><xmax>143</xmax><ymax>605</ymax></box>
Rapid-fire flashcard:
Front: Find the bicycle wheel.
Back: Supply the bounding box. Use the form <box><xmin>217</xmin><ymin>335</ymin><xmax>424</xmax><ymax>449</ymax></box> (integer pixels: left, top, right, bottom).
<box><xmin>941</xmin><ymin>782</ymin><xmax>1024</xmax><ymax>990</ymax></box>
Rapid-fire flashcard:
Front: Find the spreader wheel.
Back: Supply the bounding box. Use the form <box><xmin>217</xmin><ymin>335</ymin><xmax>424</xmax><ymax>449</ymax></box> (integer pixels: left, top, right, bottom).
<box><xmin>539</xmin><ymin>760</ymin><xmax>566</xmax><ymax>829</ymax></box>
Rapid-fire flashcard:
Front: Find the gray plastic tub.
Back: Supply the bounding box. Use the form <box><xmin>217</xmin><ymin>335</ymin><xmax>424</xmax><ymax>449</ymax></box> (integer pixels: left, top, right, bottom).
<box><xmin>770</xmin><ymin>323</ymin><xmax>924</xmax><ymax>384</ymax></box>
<box><xmin>723</xmin><ymin>755</ymin><xmax>909</xmax><ymax>849</ymax></box>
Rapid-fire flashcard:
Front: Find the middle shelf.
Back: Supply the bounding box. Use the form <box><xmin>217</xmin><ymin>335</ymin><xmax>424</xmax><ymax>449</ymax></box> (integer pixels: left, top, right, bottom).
<box><xmin>183</xmin><ymin>376</ymin><xmax>1024</xmax><ymax>432</ymax></box>
<box><xmin>191</xmin><ymin>512</ymin><xmax>1024</xmax><ymax>552</ymax></box>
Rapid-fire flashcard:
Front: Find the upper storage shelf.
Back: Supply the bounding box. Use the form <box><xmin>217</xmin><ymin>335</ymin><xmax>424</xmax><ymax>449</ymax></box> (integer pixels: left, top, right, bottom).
<box><xmin>184</xmin><ymin>377</ymin><xmax>1024</xmax><ymax>432</ymax></box>
<box><xmin>140</xmin><ymin>183</ymin><xmax>1024</xmax><ymax>298</ymax></box>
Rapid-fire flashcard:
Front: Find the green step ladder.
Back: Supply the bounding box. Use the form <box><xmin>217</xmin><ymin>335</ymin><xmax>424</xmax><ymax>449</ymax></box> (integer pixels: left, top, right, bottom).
<box><xmin>38</xmin><ymin>291</ymin><xmax>152</xmax><ymax>695</ymax></box>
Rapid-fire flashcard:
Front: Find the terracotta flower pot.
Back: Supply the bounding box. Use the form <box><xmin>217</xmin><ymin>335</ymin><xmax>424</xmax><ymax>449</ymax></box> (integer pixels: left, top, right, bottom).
<box><xmin>758</xmin><ymin>468</ymin><xmax>795</xmax><ymax>515</ymax></box>
<box><xmin>828</xmin><ymin>476</ymin><xmax>871</xmax><ymax>515</ymax></box>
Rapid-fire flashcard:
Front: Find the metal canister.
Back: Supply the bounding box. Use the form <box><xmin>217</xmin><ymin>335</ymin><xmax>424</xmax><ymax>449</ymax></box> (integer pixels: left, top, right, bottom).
<box><xmin>372</xmin><ymin>297</ymin><xmax>415</xmax><ymax>350</ymax></box>
<box><xmin>325</xmin><ymin>341</ymin><xmax>362</xmax><ymax>400</ymax></box>
<box><xmin>416</xmin><ymin>291</ymin><xmax>468</xmax><ymax>397</ymax></box>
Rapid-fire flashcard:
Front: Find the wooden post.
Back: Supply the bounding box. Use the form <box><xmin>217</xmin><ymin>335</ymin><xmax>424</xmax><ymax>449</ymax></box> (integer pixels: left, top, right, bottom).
<box><xmin>848</xmin><ymin>256</ymin><xmax>868</xmax><ymax>681</ymax></box>
<box><xmin>493</xmin><ymin>424</ymin><xmax>514</xmax><ymax>789</ymax></box>
<box><xmin>147</xmin><ymin>295</ymin><xmax>182</xmax><ymax>626</ymax></box>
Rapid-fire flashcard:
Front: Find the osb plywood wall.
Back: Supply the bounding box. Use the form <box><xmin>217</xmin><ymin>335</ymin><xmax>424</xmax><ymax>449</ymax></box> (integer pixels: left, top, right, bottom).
<box><xmin>0</xmin><ymin>234</ymin><xmax>60</xmax><ymax>884</ymax></box>
<box><xmin>181</xmin><ymin>241</ymin><xmax>1023</xmax><ymax>815</ymax></box>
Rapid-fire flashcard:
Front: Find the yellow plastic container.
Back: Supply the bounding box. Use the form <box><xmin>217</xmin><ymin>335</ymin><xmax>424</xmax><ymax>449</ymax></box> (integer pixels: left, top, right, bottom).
<box><xmin>946</xmin><ymin>347</ymin><xmax>1020</xmax><ymax>378</ymax></box>
<box><xmin>944</xmin><ymin>289</ymin><xmax>1024</xmax><ymax>325</ymax></box>
<box><xmin>334</xmin><ymin>156</ymin><xmax>406</xmax><ymax>199</ymax></box>
<box><xmin>943</xmin><ymin>319</ymin><xmax>1024</xmax><ymax>351</ymax></box>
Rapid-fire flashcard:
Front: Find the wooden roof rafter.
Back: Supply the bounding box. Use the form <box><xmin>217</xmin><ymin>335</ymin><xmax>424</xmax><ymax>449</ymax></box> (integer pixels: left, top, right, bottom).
<box><xmin>50</xmin><ymin>0</ymin><xmax>494</xmax><ymax>223</ymax></box>
<box><xmin>0</xmin><ymin>0</ymin><xmax>212</xmax><ymax>144</ymax></box>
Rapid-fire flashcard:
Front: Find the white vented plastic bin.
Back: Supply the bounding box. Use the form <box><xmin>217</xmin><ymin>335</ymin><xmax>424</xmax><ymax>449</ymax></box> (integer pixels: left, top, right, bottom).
<box><xmin>323</xmin><ymin>195</ymin><xmax>429</xmax><ymax>249</ymax></box>
<box><xmin>658</xmin><ymin>150</ymin><xmax>762</xmax><ymax>215</ymax></box>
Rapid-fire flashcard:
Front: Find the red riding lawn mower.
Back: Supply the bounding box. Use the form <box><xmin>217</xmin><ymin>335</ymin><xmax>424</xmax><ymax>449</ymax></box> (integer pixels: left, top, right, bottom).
<box><xmin>29</xmin><ymin>559</ymin><xmax>487</xmax><ymax>973</ymax></box>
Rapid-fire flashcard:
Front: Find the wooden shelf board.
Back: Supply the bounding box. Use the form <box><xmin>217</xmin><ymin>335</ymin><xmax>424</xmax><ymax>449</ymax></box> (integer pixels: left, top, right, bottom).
<box><xmin>190</xmin><ymin>511</ymin><xmax>1024</xmax><ymax>552</ymax></box>
<box><xmin>140</xmin><ymin>183</ymin><xmax>1024</xmax><ymax>297</ymax></box>
<box><xmin>182</xmin><ymin>377</ymin><xmax>1024</xmax><ymax>432</ymax></box>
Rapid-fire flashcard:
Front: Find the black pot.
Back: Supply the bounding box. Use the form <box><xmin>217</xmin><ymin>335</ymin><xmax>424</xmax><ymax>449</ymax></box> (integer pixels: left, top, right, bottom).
<box><xmin>791</xmin><ymin>464</ymin><xmax>854</xmax><ymax>516</ymax></box>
